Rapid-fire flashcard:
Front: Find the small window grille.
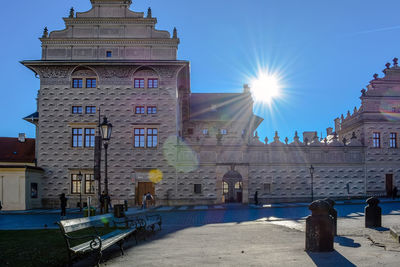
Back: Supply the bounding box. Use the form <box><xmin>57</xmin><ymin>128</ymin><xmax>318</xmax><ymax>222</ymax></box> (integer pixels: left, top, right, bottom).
<box><xmin>194</xmin><ymin>184</ymin><xmax>202</xmax><ymax>194</ymax></box>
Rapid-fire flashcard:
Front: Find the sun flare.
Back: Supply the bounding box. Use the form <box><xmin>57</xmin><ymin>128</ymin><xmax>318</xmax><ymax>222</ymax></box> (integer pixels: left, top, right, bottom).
<box><xmin>250</xmin><ymin>72</ymin><xmax>282</xmax><ymax>103</ymax></box>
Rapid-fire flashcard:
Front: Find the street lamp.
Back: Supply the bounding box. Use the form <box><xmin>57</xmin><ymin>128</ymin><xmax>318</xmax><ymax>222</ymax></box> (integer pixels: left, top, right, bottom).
<box><xmin>99</xmin><ymin>116</ymin><xmax>112</xmax><ymax>213</ymax></box>
<box><xmin>77</xmin><ymin>171</ymin><xmax>83</xmax><ymax>211</ymax></box>
<box><xmin>309</xmin><ymin>165</ymin><xmax>315</xmax><ymax>202</ymax></box>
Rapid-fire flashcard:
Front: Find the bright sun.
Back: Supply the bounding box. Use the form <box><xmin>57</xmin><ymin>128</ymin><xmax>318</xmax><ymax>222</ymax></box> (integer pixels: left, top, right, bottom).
<box><xmin>250</xmin><ymin>72</ymin><xmax>282</xmax><ymax>103</ymax></box>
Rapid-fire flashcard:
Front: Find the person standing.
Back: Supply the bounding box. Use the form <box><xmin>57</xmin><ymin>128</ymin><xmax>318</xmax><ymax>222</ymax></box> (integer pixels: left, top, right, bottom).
<box><xmin>100</xmin><ymin>191</ymin><xmax>105</xmax><ymax>214</ymax></box>
<box><xmin>106</xmin><ymin>194</ymin><xmax>112</xmax><ymax>211</ymax></box>
<box><xmin>146</xmin><ymin>192</ymin><xmax>154</xmax><ymax>207</ymax></box>
<box><xmin>254</xmin><ymin>191</ymin><xmax>259</xmax><ymax>206</ymax></box>
<box><xmin>393</xmin><ymin>186</ymin><xmax>398</xmax><ymax>200</ymax></box>
<box><xmin>60</xmin><ymin>193</ymin><xmax>68</xmax><ymax>219</ymax></box>
<box><xmin>142</xmin><ymin>193</ymin><xmax>147</xmax><ymax>209</ymax></box>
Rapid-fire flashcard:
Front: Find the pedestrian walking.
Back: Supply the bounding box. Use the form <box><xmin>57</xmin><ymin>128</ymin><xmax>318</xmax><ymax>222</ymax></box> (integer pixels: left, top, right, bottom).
<box><xmin>142</xmin><ymin>193</ymin><xmax>147</xmax><ymax>209</ymax></box>
<box><xmin>106</xmin><ymin>194</ymin><xmax>112</xmax><ymax>210</ymax></box>
<box><xmin>60</xmin><ymin>193</ymin><xmax>68</xmax><ymax>219</ymax></box>
<box><xmin>146</xmin><ymin>192</ymin><xmax>154</xmax><ymax>207</ymax></box>
<box><xmin>254</xmin><ymin>191</ymin><xmax>259</xmax><ymax>206</ymax></box>
<box><xmin>393</xmin><ymin>186</ymin><xmax>398</xmax><ymax>200</ymax></box>
<box><xmin>100</xmin><ymin>191</ymin><xmax>105</xmax><ymax>214</ymax></box>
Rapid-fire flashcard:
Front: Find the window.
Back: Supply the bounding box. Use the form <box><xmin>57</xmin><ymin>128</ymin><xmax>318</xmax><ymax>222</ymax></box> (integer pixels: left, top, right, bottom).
<box><xmin>86</xmin><ymin>78</ymin><xmax>97</xmax><ymax>88</ymax></box>
<box><xmin>392</xmin><ymin>107</ymin><xmax>397</xmax><ymax>113</ymax></box>
<box><xmin>147</xmin><ymin>128</ymin><xmax>158</xmax><ymax>148</ymax></box>
<box><xmin>202</xmin><ymin>129</ymin><xmax>209</xmax><ymax>135</ymax></box>
<box><xmin>187</xmin><ymin>128</ymin><xmax>194</xmax><ymax>135</ymax></box>
<box><xmin>223</xmin><ymin>182</ymin><xmax>229</xmax><ymax>194</ymax></box>
<box><xmin>31</xmin><ymin>183</ymin><xmax>38</xmax><ymax>199</ymax></box>
<box><xmin>72</xmin><ymin>106</ymin><xmax>82</xmax><ymax>114</ymax></box>
<box><xmin>135</xmin><ymin>106</ymin><xmax>145</xmax><ymax>114</ymax></box>
<box><xmin>194</xmin><ymin>184</ymin><xmax>202</xmax><ymax>194</ymax></box>
<box><xmin>148</xmin><ymin>78</ymin><xmax>158</xmax><ymax>88</ymax></box>
<box><xmin>134</xmin><ymin>128</ymin><xmax>145</xmax><ymax>147</ymax></box>
<box><xmin>72</xmin><ymin>78</ymin><xmax>83</xmax><ymax>88</ymax></box>
<box><xmin>84</xmin><ymin>128</ymin><xmax>95</xmax><ymax>147</ymax></box>
<box><xmin>147</xmin><ymin>106</ymin><xmax>157</xmax><ymax>114</ymax></box>
<box><xmin>390</xmin><ymin>132</ymin><xmax>397</xmax><ymax>148</ymax></box>
<box><xmin>106</xmin><ymin>51</ymin><xmax>112</xmax><ymax>58</ymax></box>
<box><xmin>71</xmin><ymin>174</ymin><xmax>82</xmax><ymax>194</ymax></box>
<box><xmin>85</xmin><ymin>106</ymin><xmax>96</xmax><ymax>114</ymax></box>
<box><xmin>85</xmin><ymin>174</ymin><xmax>95</xmax><ymax>194</ymax></box>
<box><xmin>373</xmin><ymin>132</ymin><xmax>380</xmax><ymax>148</ymax></box>
<box><xmin>264</xmin><ymin>183</ymin><xmax>271</xmax><ymax>193</ymax></box>
<box><xmin>134</xmin><ymin>78</ymin><xmax>145</xmax><ymax>88</ymax></box>
<box><xmin>72</xmin><ymin>128</ymin><xmax>83</xmax><ymax>147</ymax></box>
<box><xmin>221</xmin><ymin>129</ymin><xmax>227</xmax><ymax>135</ymax></box>
<box><xmin>234</xmin><ymin>182</ymin><xmax>242</xmax><ymax>190</ymax></box>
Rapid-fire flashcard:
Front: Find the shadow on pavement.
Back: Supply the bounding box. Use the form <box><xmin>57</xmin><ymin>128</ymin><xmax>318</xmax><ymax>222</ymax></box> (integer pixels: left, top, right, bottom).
<box><xmin>307</xmin><ymin>250</ymin><xmax>357</xmax><ymax>267</ymax></box>
<box><xmin>334</xmin><ymin>236</ymin><xmax>361</xmax><ymax>248</ymax></box>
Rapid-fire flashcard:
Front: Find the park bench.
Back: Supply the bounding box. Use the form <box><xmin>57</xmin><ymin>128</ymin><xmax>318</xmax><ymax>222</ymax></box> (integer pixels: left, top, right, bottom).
<box><xmin>58</xmin><ymin>213</ymin><xmax>139</xmax><ymax>266</ymax></box>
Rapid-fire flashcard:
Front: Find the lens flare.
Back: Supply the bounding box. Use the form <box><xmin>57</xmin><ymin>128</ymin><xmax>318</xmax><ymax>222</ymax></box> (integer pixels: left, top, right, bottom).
<box><xmin>250</xmin><ymin>71</ymin><xmax>282</xmax><ymax>103</ymax></box>
<box><xmin>148</xmin><ymin>169</ymin><xmax>163</xmax><ymax>184</ymax></box>
<box><xmin>163</xmin><ymin>136</ymin><xmax>199</xmax><ymax>172</ymax></box>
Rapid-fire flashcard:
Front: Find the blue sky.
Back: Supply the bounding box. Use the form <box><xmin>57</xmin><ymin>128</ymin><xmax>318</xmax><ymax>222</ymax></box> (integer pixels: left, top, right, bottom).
<box><xmin>1</xmin><ymin>0</ymin><xmax>400</xmax><ymax>142</ymax></box>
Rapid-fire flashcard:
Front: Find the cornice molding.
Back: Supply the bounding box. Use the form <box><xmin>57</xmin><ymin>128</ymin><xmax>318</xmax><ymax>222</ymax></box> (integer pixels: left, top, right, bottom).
<box><xmin>63</xmin><ymin>17</ymin><xmax>157</xmax><ymax>25</ymax></box>
<box><xmin>40</xmin><ymin>38</ymin><xmax>180</xmax><ymax>46</ymax></box>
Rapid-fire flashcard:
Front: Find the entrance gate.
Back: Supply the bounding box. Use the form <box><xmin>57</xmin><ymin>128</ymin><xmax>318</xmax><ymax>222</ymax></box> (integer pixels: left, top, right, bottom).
<box><xmin>222</xmin><ymin>170</ymin><xmax>243</xmax><ymax>203</ymax></box>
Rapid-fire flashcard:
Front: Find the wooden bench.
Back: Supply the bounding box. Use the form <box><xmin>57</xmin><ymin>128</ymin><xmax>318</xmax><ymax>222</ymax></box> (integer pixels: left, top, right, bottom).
<box><xmin>58</xmin><ymin>214</ymin><xmax>138</xmax><ymax>266</ymax></box>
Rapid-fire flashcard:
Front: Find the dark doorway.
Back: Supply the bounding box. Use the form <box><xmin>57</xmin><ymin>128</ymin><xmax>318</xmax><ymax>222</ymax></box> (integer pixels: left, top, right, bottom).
<box><xmin>386</xmin><ymin>174</ymin><xmax>393</xmax><ymax>198</ymax></box>
<box><xmin>136</xmin><ymin>182</ymin><xmax>155</xmax><ymax>205</ymax></box>
<box><xmin>222</xmin><ymin>170</ymin><xmax>242</xmax><ymax>203</ymax></box>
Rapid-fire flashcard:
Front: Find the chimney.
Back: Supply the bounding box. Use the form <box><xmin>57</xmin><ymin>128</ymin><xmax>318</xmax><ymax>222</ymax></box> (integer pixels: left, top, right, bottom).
<box><xmin>18</xmin><ymin>133</ymin><xmax>26</xmax><ymax>143</ymax></box>
<box><xmin>326</xmin><ymin>127</ymin><xmax>333</xmax><ymax>136</ymax></box>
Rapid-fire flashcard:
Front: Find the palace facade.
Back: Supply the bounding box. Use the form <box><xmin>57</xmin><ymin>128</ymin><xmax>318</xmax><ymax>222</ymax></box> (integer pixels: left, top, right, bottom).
<box><xmin>22</xmin><ymin>0</ymin><xmax>400</xmax><ymax>208</ymax></box>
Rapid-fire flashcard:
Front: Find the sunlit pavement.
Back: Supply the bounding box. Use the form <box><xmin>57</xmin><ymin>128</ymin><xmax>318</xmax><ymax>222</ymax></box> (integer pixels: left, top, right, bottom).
<box><xmin>1</xmin><ymin>202</ymin><xmax>400</xmax><ymax>266</ymax></box>
<box><xmin>101</xmin><ymin>203</ymin><xmax>400</xmax><ymax>267</ymax></box>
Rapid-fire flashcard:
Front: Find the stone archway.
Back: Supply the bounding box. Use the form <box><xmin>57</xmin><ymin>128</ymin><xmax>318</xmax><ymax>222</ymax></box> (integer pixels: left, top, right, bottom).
<box><xmin>222</xmin><ymin>170</ymin><xmax>243</xmax><ymax>203</ymax></box>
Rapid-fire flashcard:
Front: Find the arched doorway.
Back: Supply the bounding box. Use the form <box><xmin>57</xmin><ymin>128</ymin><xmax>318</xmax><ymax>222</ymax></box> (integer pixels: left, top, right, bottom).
<box><xmin>222</xmin><ymin>170</ymin><xmax>243</xmax><ymax>203</ymax></box>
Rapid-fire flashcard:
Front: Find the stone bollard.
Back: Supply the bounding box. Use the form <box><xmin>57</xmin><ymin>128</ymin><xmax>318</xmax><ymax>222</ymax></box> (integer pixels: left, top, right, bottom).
<box><xmin>365</xmin><ymin>197</ymin><xmax>381</xmax><ymax>228</ymax></box>
<box><xmin>323</xmin><ymin>198</ymin><xmax>338</xmax><ymax>236</ymax></box>
<box><xmin>305</xmin><ymin>200</ymin><xmax>334</xmax><ymax>252</ymax></box>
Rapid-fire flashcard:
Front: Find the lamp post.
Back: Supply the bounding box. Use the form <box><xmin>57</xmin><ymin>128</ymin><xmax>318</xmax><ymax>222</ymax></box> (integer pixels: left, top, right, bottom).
<box><xmin>309</xmin><ymin>165</ymin><xmax>315</xmax><ymax>202</ymax></box>
<box><xmin>99</xmin><ymin>116</ymin><xmax>112</xmax><ymax>213</ymax></box>
<box><xmin>77</xmin><ymin>171</ymin><xmax>83</xmax><ymax>211</ymax></box>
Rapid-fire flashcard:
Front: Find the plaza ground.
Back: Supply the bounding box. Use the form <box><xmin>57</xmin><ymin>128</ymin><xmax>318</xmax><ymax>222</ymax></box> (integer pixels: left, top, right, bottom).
<box><xmin>0</xmin><ymin>200</ymin><xmax>399</xmax><ymax>266</ymax></box>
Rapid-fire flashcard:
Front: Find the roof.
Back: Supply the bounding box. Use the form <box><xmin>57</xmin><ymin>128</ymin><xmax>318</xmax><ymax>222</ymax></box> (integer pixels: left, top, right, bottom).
<box><xmin>190</xmin><ymin>93</ymin><xmax>254</xmax><ymax>121</ymax></box>
<box><xmin>23</xmin><ymin>112</ymin><xmax>38</xmax><ymax>123</ymax></box>
<box><xmin>0</xmin><ymin>137</ymin><xmax>36</xmax><ymax>163</ymax></box>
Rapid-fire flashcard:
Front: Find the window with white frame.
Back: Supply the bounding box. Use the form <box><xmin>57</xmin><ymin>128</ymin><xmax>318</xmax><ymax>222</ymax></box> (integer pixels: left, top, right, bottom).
<box><xmin>202</xmin><ymin>129</ymin><xmax>209</xmax><ymax>135</ymax></box>
<box><xmin>390</xmin><ymin>132</ymin><xmax>397</xmax><ymax>148</ymax></box>
<box><xmin>373</xmin><ymin>132</ymin><xmax>381</xmax><ymax>148</ymax></box>
<box><xmin>221</xmin><ymin>129</ymin><xmax>227</xmax><ymax>135</ymax></box>
<box><xmin>134</xmin><ymin>127</ymin><xmax>158</xmax><ymax>148</ymax></box>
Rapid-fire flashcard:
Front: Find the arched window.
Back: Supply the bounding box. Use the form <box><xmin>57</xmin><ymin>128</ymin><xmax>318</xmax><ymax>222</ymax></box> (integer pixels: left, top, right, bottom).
<box><xmin>234</xmin><ymin>182</ymin><xmax>242</xmax><ymax>190</ymax></box>
<box><xmin>133</xmin><ymin>67</ymin><xmax>159</xmax><ymax>89</ymax></box>
<box><xmin>223</xmin><ymin>182</ymin><xmax>229</xmax><ymax>194</ymax></box>
<box><xmin>71</xmin><ymin>67</ymin><xmax>98</xmax><ymax>89</ymax></box>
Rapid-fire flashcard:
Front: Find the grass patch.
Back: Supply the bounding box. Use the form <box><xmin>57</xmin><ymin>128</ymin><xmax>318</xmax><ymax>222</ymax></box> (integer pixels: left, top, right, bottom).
<box><xmin>0</xmin><ymin>227</ymin><xmax>115</xmax><ymax>267</ymax></box>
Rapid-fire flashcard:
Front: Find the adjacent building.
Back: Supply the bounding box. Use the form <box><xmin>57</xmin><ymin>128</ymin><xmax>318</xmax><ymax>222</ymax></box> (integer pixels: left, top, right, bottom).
<box><xmin>20</xmin><ymin>0</ymin><xmax>400</xmax><ymax>209</ymax></box>
<box><xmin>0</xmin><ymin>134</ymin><xmax>43</xmax><ymax>210</ymax></box>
